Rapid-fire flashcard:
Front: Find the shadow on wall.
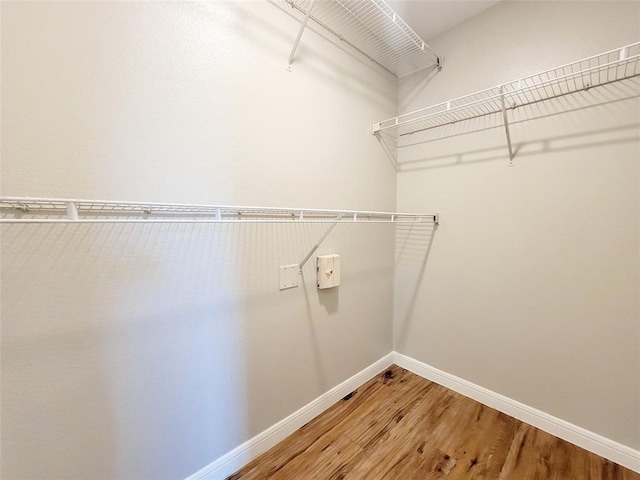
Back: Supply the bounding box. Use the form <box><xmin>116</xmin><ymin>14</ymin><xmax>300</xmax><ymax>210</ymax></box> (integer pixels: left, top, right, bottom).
<box><xmin>399</xmin><ymin>122</ymin><xmax>640</xmax><ymax>172</ymax></box>
<box><xmin>301</xmin><ymin>270</ymin><xmax>330</xmax><ymax>391</ymax></box>
<box><xmin>0</xmin><ymin>222</ymin><xmax>250</xmax><ymax>480</ymax></box>
<box><xmin>1</xmin><ymin>218</ymin><xmax>396</xmax><ymax>479</ymax></box>
<box><xmin>375</xmin><ymin>63</ymin><xmax>443</xmax><ymax>170</ymax></box>
<box><xmin>0</xmin><ymin>224</ymin><xmax>120</xmax><ymax>480</ymax></box>
<box><xmin>394</xmin><ymin>221</ymin><xmax>439</xmax><ymax>352</ymax></box>
<box><xmin>317</xmin><ymin>287</ymin><xmax>339</xmax><ymax>314</ymax></box>
<box><xmin>375</xmin><ymin>130</ymin><xmax>399</xmax><ymax>171</ymax></box>
<box><xmin>294</xmin><ymin>222</ymin><xmax>394</xmax><ymax>393</ymax></box>
<box><xmin>255</xmin><ymin>0</ymin><xmax>399</xmax><ymax>109</ymax></box>
<box><xmin>398</xmin><ymin>62</ymin><xmax>443</xmax><ymax>112</ymax></box>
<box><xmin>395</xmin><ymin>77</ymin><xmax>640</xmax><ymax>171</ymax></box>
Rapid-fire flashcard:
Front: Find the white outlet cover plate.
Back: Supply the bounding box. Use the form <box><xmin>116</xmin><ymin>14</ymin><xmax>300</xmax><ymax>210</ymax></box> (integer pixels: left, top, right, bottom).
<box><xmin>279</xmin><ymin>264</ymin><xmax>299</xmax><ymax>290</ymax></box>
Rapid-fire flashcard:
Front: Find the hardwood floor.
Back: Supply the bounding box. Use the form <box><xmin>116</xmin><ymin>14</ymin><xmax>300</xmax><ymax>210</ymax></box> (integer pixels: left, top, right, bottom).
<box><xmin>228</xmin><ymin>365</ymin><xmax>640</xmax><ymax>479</ymax></box>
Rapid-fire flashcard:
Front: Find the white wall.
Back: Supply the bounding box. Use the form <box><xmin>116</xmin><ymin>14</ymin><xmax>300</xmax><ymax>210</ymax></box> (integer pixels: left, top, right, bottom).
<box><xmin>1</xmin><ymin>1</ymin><xmax>397</xmax><ymax>479</ymax></box>
<box><xmin>4</xmin><ymin>1</ymin><xmax>639</xmax><ymax>477</ymax></box>
<box><xmin>395</xmin><ymin>0</ymin><xmax>640</xmax><ymax>450</ymax></box>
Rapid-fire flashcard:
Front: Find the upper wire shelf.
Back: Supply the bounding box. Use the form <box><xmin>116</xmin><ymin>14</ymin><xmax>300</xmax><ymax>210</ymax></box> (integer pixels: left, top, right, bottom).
<box><xmin>373</xmin><ymin>42</ymin><xmax>640</xmax><ymax>144</ymax></box>
<box><xmin>283</xmin><ymin>0</ymin><xmax>440</xmax><ymax>77</ymax></box>
<box><xmin>0</xmin><ymin>197</ymin><xmax>438</xmax><ymax>225</ymax></box>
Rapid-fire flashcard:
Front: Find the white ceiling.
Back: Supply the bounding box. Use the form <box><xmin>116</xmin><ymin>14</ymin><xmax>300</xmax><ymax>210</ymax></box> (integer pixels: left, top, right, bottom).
<box><xmin>386</xmin><ymin>0</ymin><xmax>502</xmax><ymax>40</ymax></box>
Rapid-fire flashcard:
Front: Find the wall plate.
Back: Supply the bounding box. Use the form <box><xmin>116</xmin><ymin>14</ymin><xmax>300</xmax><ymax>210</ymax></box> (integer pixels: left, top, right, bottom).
<box><xmin>279</xmin><ymin>264</ymin><xmax>299</xmax><ymax>290</ymax></box>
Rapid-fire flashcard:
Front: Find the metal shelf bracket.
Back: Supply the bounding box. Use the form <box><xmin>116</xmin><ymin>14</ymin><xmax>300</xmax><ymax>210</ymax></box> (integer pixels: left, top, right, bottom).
<box><xmin>499</xmin><ymin>85</ymin><xmax>515</xmax><ymax>167</ymax></box>
<box><xmin>287</xmin><ymin>0</ymin><xmax>316</xmax><ymax>70</ymax></box>
<box><xmin>66</xmin><ymin>201</ymin><xmax>79</xmax><ymax>220</ymax></box>
<box><xmin>298</xmin><ymin>213</ymin><xmax>343</xmax><ymax>272</ymax></box>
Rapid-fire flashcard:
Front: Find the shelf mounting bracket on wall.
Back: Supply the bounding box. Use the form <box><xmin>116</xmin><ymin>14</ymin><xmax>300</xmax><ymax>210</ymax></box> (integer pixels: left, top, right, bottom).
<box><xmin>499</xmin><ymin>85</ymin><xmax>515</xmax><ymax>167</ymax></box>
<box><xmin>298</xmin><ymin>213</ymin><xmax>343</xmax><ymax>272</ymax></box>
<box><xmin>287</xmin><ymin>0</ymin><xmax>316</xmax><ymax>70</ymax></box>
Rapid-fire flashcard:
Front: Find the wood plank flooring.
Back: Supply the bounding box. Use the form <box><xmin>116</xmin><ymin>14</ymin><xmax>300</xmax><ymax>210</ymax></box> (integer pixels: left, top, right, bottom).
<box><xmin>228</xmin><ymin>365</ymin><xmax>640</xmax><ymax>479</ymax></box>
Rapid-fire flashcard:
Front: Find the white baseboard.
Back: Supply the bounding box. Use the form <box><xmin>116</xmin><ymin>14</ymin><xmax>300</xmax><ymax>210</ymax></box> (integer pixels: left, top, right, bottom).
<box><xmin>392</xmin><ymin>351</ymin><xmax>640</xmax><ymax>474</ymax></box>
<box><xmin>186</xmin><ymin>353</ymin><xmax>395</xmax><ymax>480</ymax></box>
<box><xmin>187</xmin><ymin>350</ymin><xmax>640</xmax><ymax>479</ymax></box>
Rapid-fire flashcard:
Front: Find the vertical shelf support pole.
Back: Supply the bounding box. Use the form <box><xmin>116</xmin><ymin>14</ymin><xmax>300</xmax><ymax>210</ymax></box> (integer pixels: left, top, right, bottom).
<box><xmin>298</xmin><ymin>213</ymin><xmax>344</xmax><ymax>272</ymax></box>
<box><xmin>287</xmin><ymin>0</ymin><xmax>316</xmax><ymax>70</ymax></box>
<box><xmin>499</xmin><ymin>86</ymin><xmax>515</xmax><ymax>167</ymax></box>
<box><xmin>66</xmin><ymin>201</ymin><xmax>79</xmax><ymax>221</ymax></box>
<box><xmin>619</xmin><ymin>46</ymin><xmax>629</xmax><ymax>60</ymax></box>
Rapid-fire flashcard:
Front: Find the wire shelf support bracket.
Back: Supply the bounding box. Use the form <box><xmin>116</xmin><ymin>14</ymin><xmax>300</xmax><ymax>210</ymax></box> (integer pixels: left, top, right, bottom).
<box><xmin>372</xmin><ymin>42</ymin><xmax>640</xmax><ymax>162</ymax></box>
<box><xmin>499</xmin><ymin>85</ymin><xmax>515</xmax><ymax>167</ymax></box>
<box><xmin>298</xmin><ymin>213</ymin><xmax>343</xmax><ymax>272</ymax></box>
<box><xmin>287</xmin><ymin>0</ymin><xmax>316</xmax><ymax>70</ymax></box>
<box><xmin>282</xmin><ymin>0</ymin><xmax>441</xmax><ymax>78</ymax></box>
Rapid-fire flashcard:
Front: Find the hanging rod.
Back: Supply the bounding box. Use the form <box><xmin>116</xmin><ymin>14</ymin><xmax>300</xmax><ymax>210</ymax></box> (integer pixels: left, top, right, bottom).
<box><xmin>373</xmin><ymin>42</ymin><xmax>640</xmax><ymax>142</ymax></box>
<box><xmin>283</xmin><ymin>0</ymin><xmax>441</xmax><ymax>77</ymax></box>
<box><xmin>0</xmin><ymin>197</ymin><xmax>439</xmax><ymax>225</ymax></box>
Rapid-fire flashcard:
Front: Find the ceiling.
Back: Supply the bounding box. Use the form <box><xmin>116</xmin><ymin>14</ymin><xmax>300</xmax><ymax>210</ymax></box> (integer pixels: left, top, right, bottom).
<box><xmin>385</xmin><ymin>0</ymin><xmax>502</xmax><ymax>40</ymax></box>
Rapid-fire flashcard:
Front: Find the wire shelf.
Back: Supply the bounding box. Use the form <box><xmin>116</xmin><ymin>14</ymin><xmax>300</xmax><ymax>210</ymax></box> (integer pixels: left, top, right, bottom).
<box><xmin>374</xmin><ymin>42</ymin><xmax>640</xmax><ymax>143</ymax></box>
<box><xmin>0</xmin><ymin>197</ymin><xmax>438</xmax><ymax>225</ymax></box>
<box><xmin>283</xmin><ymin>0</ymin><xmax>440</xmax><ymax>77</ymax></box>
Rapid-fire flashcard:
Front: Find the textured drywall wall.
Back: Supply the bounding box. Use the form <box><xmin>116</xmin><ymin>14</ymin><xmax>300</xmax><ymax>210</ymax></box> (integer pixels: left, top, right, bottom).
<box><xmin>0</xmin><ymin>1</ymin><xmax>397</xmax><ymax>479</ymax></box>
<box><xmin>395</xmin><ymin>0</ymin><xmax>640</xmax><ymax>449</ymax></box>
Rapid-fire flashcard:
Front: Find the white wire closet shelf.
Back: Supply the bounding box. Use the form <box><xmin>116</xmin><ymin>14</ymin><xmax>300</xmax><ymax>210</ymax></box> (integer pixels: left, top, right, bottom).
<box><xmin>373</xmin><ymin>42</ymin><xmax>640</xmax><ymax>145</ymax></box>
<box><xmin>283</xmin><ymin>0</ymin><xmax>440</xmax><ymax>77</ymax></box>
<box><xmin>0</xmin><ymin>197</ymin><xmax>439</xmax><ymax>225</ymax></box>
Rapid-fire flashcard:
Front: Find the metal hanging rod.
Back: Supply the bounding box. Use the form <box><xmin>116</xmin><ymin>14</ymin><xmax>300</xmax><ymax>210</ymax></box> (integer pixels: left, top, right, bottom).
<box><xmin>0</xmin><ymin>197</ymin><xmax>439</xmax><ymax>225</ymax></box>
<box><xmin>283</xmin><ymin>0</ymin><xmax>441</xmax><ymax>77</ymax></box>
<box><xmin>373</xmin><ymin>42</ymin><xmax>640</xmax><ymax>145</ymax></box>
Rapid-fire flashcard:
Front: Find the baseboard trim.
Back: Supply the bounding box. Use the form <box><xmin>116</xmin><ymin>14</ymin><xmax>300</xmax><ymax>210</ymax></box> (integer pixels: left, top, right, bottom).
<box><xmin>392</xmin><ymin>351</ymin><xmax>640</xmax><ymax>474</ymax></box>
<box><xmin>187</xmin><ymin>350</ymin><xmax>640</xmax><ymax>478</ymax></box>
<box><xmin>186</xmin><ymin>353</ymin><xmax>395</xmax><ymax>480</ymax></box>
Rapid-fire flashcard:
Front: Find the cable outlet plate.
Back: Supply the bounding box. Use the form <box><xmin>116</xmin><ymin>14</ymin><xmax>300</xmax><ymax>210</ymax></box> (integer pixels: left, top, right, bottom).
<box><xmin>279</xmin><ymin>264</ymin><xmax>299</xmax><ymax>290</ymax></box>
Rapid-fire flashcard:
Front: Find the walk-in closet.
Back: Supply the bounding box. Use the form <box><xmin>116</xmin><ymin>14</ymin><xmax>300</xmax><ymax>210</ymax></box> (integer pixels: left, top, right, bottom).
<box><xmin>1</xmin><ymin>1</ymin><xmax>639</xmax><ymax>479</ymax></box>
